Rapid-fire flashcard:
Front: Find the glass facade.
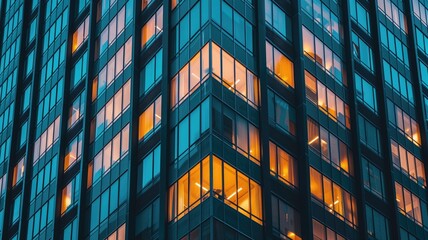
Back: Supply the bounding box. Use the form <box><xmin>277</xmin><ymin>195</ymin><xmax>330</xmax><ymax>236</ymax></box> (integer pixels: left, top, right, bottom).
<box><xmin>0</xmin><ymin>0</ymin><xmax>428</xmax><ymax>239</ymax></box>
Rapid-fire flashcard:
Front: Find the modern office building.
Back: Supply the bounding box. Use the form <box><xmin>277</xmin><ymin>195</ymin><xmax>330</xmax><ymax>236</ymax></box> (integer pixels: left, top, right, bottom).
<box><xmin>1</xmin><ymin>0</ymin><xmax>428</xmax><ymax>239</ymax></box>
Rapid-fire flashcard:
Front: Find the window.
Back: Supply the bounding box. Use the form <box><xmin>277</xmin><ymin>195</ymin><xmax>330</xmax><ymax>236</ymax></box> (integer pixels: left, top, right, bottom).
<box><xmin>355</xmin><ymin>73</ymin><xmax>377</xmax><ymax>113</ymax></box>
<box><xmin>141</xmin><ymin>6</ymin><xmax>163</xmax><ymax>48</ymax></box>
<box><xmin>413</xmin><ymin>0</ymin><xmax>428</xmax><ymax>27</ymax></box>
<box><xmin>168</xmin><ymin>157</ymin><xmax>210</xmax><ymax>222</ymax></box>
<box><xmin>72</xmin><ymin>16</ymin><xmax>89</xmax><ymax>53</ymax></box>
<box><xmin>88</xmin><ymin>124</ymin><xmax>130</xmax><ymax>187</ymax></box>
<box><xmin>171</xmin><ymin>98</ymin><xmax>210</xmax><ymax>159</ymax></box>
<box><xmin>171</xmin><ymin>43</ymin><xmax>209</xmax><ymax>107</ymax></box>
<box><xmin>395</xmin><ymin>182</ymin><xmax>427</xmax><ymax>226</ymax></box>
<box><xmin>142</xmin><ymin>0</ymin><xmax>154</xmax><ymax>10</ymax></box>
<box><xmin>400</xmin><ymin>227</ymin><xmax>420</xmax><ymax>240</ymax></box>
<box><xmin>136</xmin><ymin>198</ymin><xmax>160</xmax><ymax>237</ymax></box>
<box><xmin>379</xmin><ymin>24</ymin><xmax>410</xmax><ymax>67</ymax></box>
<box><xmin>421</xmin><ymin>60</ymin><xmax>428</xmax><ymax>87</ymax></box>
<box><xmin>61</xmin><ymin>174</ymin><xmax>81</xmax><ymax>214</ymax></box>
<box><xmin>30</xmin><ymin>155</ymin><xmax>58</xmax><ymax>201</ymax></box>
<box><xmin>20</xmin><ymin>121</ymin><xmax>28</xmax><ymax>147</ymax></box>
<box><xmin>95</xmin><ymin>2</ymin><xmax>133</xmax><ymax>59</ymax></box>
<box><xmin>383</xmin><ymin>60</ymin><xmax>414</xmax><ymax>104</ymax></box>
<box><xmin>11</xmin><ymin>194</ymin><xmax>22</xmax><ymax>224</ymax></box>
<box><xmin>92</xmin><ymin>38</ymin><xmax>132</xmax><ymax>100</ymax></box>
<box><xmin>307</xmin><ymin>118</ymin><xmax>354</xmax><ymax>175</ymax></box>
<box><xmin>37</xmin><ymin>79</ymin><xmax>64</xmax><ymax>124</ymax></box>
<box><xmin>64</xmin><ymin>132</ymin><xmax>83</xmax><ymax>171</ymax></box>
<box><xmin>271</xmin><ymin>195</ymin><xmax>301</xmax><ymax>239</ymax></box>
<box><xmin>391</xmin><ymin>140</ymin><xmax>426</xmax><ymax>187</ymax></box>
<box><xmin>265</xmin><ymin>0</ymin><xmax>291</xmax><ymax>41</ymax></box>
<box><xmin>106</xmin><ymin>224</ymin><xmax>126</xmax><ymax>240</ymax></box>
<box><xmin>358</xmin><ymin>115</ymin><xmax>382</xmax><ymax>155</ymax></box>
<box><xmin>141</xmin><ymin>49</ymin><xmax>163</xmax><ymax>95</ymax></box>
<box><xmin>33</xmin><ymin>117</ymin><xmax>61</xmax><ymax>164</ymax></box>
<box><xmin>68</xmin><ymin>91</ymin><xmax>86</xmax><ymax>128</ymax></box>
<box><xmin>267</xmin><ymin>89</ymin><xmax>296</xmax><ymax>135</ymax></box>
<box><xmin>302</xmin><ymin>27</ymin><xmax>346</xmax><ymax>85</ymax></box>
<box><xmin>63</xmin><ymin>218</ymin><xmax>78</xmax><ymax>240</ymax></box>
<box><xmin>362</xmin><ymin>157</ymin><xmax>385</xmax><ymax>200</ymax></box>
<box><xmin>301</xmin><ymin>0</ymin><xmax>343</xmax><ymax>43</ymax></box>
<box><xmin>91</xmin><ymin>81</ymin><xmax>131</xmax><ymax>140</ymax></box>
<box><xmin>0</xmin><ymin>174</ymin><xmax>7</xmax><ymax>196</ymax></box>
<box><xmin>349</xmin><ymin>0</ymin><xmax>371</xmax><ymax>34</ymax></box>
<box><xmin>138</xmin><ymin>145</ymin><xmax>161</xmax><ymax>191</ymax></box>
<box><xmin>387</xmin><ymin>100</ymin><xmax>421</xmax><ymax>146</ymax></box>
<box><xmin>139</xmin><ymin>96</ymin><xmax>162</xmax><ymax>140</ymax></box>
<box><xmin>366</xmin><ymin>205</ymin><xmax>389</xmax><ymax>240</ymax></box>
<box><xmin>26</xmin><ymin>50</ymin><xmax>35</xmax><ymax>76</ymax></box>
<box><xmin>352</xmin><ymin>32</ymin><xmax>374</xmax><ymax>72</ymax></box>
<box><xmin>209</xmin><ymin>0</ymin><xmax>253</xmax><ymax>53</ymax></box>
<box><xmin>378</xmin><ymin>0</ymin><xmax>408</xmax><ymax>33</ymax></box>
<box><xmin>313</xmin><ymin>219</ymin><xmax>345</xmax><ymax>240</ymax></box>
<box><xmin>12</xmin><ymin>157</ymin><xmax>25</xmax><ymax>186</ymax></box>
<box><xmin>27</xmin><ymin>197</ymin><xmax>55</xmax><ymax>239</ymax></box>
<box><xmin>71</xmin><ymin>51</ymin><xmax>88</xmax><ymax>88</ymax></box>
<box><xmin>90</xmin><ymin>173</ymin><xmax>128</xmax><ymax>231</ymax></box>
<box><xmin>305</xmin><ymin>71</ymin><xmax>351</xmax><ymax>128</ymax></box>
<box><xmin>96</xmin><ymin>0</ymin><xmax>118</xmax><ymax>21</ymax></box>
<box><xmin>210</xmin><ymin>43</ymin><xmax>259</xmax><ymax>107</ymax></box>
<box><xmin>212</xmin><ymin>99</ymin><xmax>260</xmax><ymax>163</ymax></box>
<box><xmin>266</xmin><ymin>41</ymin><xmax>294</xmax><ymax>88</ymax></box>
<box><xmin>310</xmin><ymin>167</ymin><xmax>358</xmax><ymax>227</ymax></box>
<box><xmin>22</xmin><ymin>84</ymin><xmax>31</xmax><ymax>113</ymax></box>
<box><xmin>269</xmin><ymin>141</ymin><xmax>298</xmax><ymax>187</ymax></box>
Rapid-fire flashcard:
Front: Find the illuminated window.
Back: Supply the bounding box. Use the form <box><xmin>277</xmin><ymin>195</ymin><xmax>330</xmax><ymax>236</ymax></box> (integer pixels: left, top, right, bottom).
<box><xmin>266</xmin><ymin>41</ymin><xmax>294</xmax><ymax>88</ymax></box>
<box><xmin>92</xmin><ymin>81</ymin><xmax>131</xmax><ymax>141</ymax></box>
<box><xmin>64</xmin><ymin>132</ymin><xmax>83</xmax><ymax>171</ymax></box>
<box><xmin>33</xmin><ymin>117</ymin><xmax>61</xmax><ymax>164</ymax></box>
<box><xmin>378</xmin><ymin>0</ymin><xmax>408</xmax><ymax>33</ymax></box>
<box><xmin>139</xmin><ymin>96</ymin><xmax>162</xmax><ymax>140</ymax></box>
<box><xmin>395</xmin><ymin>182</ymin><xmax>426</xmax><ymax>226</ymax></box>
<box><xmin>72</xmin><ymin>16</ymin><xmax>89</xmax><ymax>53</ymax></box>
<box><xmin>269</xmin><ymin>141</ymin><xmax>297</xmax><ymax>187</ymax></box>
<box><xmin>170</xmin><ymin>43</ymin><xmax>209</xmax><ymax>108</ymax></box>
<box><xmin>302</xmin><ymin>27</ymin><xmax>346</xmax><ymax>86</ymax></box>
<box><xmin>271</xmin><ymin>195</ymin><xmax>301</xmax><ymax>240</ymax></box>
<box><xmin>307</xmin><ymin>118</ymin><xmax>353</xmax><ymax>175</ymax></box>
<box><xmin>106</xmin><ymin>224</ymin><xmax>126</xmax><ymax>240</ymax></box>
<box><xmin>387</xmin><ymin>100</ymin><xmax>421</xmax><ymax>146</ymax></box>
<box><xmin>168</xmin><ymin>157</ymin><xmax>210</xmax><ymax>221</ymax></box>
<box><xmin>141</xmin><ymin>6</ymin><xmax>163</xmax><ymax>48</ymax></box>
<box><xmin>88</xmin><ymin>124</ymin><xmax>129</xmax><ymax>187</ymax></box>
<box><xmin>391</xmin><ymin>140</ymin><xmax>426</xmax><ymax>187</ymax></box>
<box><xmin>12</xmin><ymin>157</ymin><xmax>25</xmax><ymax>186</ymax></box>
<box><xmin>92</xmin><ymin>38</ymin><xmax>132</xmax><ymax>101</ymax></box>
<box><xmin>310</xmin><ymin>167</ymin><xmax>358</xmax><ymax>227</ymax></box>
<box><xmin>61</xmin><ymin>174</ymin><xmax>80</xmax><ymax>214</ymax></box>
<box><xmin>313</xmin><ymin>219</ymin><xmax>345</xmax><ymax>240</ymax></box>
<box><xmin>305</xmin><ymin>71</ymin><xmax>351</xmax><ymax>129</ymax></box>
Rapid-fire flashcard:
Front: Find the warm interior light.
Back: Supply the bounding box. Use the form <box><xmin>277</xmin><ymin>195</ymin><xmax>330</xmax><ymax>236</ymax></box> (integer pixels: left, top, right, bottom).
<box><xmin>195</xmin><ymin>182</ymin><xmax>208</xmax><ymax>192</ymax></box>
<box><xmin>308</xmin><ymin>136</ymin><xmax>319</xmax><ymax>145</ymax></box>
<box><xmin>227</xmin><ymin>187</ymin><xmax>243</xmax><ymax>200</ymax></box>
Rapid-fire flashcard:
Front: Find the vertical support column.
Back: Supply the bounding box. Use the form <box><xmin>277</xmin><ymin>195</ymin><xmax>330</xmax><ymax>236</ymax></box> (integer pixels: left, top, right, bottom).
<box><xmin>159</xmin><ymin>0</ymin><xmax>171</xmax><ymax>238</ymax></box>
<box><xmin>255</xmin><ymin>0</ymin><xmax>273</xmax><ymax>237</ymax></box>
<box><xmin>290</xmin><ymin>1</ymin><xmax>313</xmax><ymax>239</ymax></box>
